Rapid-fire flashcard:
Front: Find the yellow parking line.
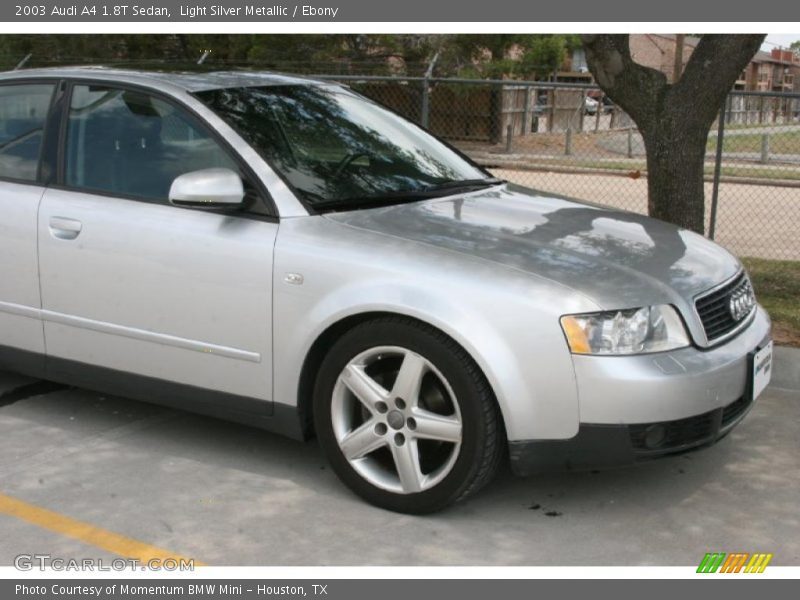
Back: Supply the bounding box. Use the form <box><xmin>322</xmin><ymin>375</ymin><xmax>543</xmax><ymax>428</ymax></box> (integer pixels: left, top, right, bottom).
<box><xmin>0</xmin><ymin>492</ymin><xmax>203</xmax><ymax>565</ymax></box>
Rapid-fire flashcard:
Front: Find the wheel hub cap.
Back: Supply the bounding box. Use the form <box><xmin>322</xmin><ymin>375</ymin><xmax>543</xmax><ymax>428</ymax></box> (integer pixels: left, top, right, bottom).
<box><xmin>387</xmin><ymin>410</ymin><xmax>405</xmax><ymax>430</ymax></box>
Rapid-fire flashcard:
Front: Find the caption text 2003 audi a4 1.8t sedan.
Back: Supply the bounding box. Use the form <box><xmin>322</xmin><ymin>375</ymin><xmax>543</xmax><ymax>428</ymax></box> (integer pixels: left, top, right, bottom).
<box><xmin>0</xmin><ymin>68</ymin><xmax>772</xmax><ymax>513</ymax></box>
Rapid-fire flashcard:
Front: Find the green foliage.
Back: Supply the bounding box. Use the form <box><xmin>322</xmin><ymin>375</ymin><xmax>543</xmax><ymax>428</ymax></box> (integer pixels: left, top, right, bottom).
<box><xmin>519</xmin><ymin>36</ymin><xmax>567</xmax><ymax>78</ymax></box>
<box><xmin>741</xmin><ymin>257</ymin><xmax>800</xmax><ymax>346</ymax></box>
<box><xmin>441</xmin><ymin>34</ymin><xmax>574</xmax><ymax>80</ymax></box>
<box><xmin>0</xmin><ymin>34</ymin><xmax>189</xmax><ymax>69</ymax></box>
<box><xmin>0</xmin><ymin>34</ymin><xmax>573</xmax><ymax>79</ymax></box>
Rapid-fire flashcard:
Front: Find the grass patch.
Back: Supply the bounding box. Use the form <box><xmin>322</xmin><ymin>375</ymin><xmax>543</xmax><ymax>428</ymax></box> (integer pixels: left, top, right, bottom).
<box><xmin>724</xmin><ymin>121</ymin><xmax>799</xmax><ymax>131</ymax></box>
<box><xmin>707</xmin><ymin>132</ymin><xmax>800</xmax><ymax>155</ymax></box>
<box><xmin>714</xmin><ymin>165</ymin><xmax>800</xmax><ymax>181</ymax></box>
<box><xmin>742</xmin><ymin>257</ymin><xmax>800</xmax><ymax>347</ymax></box>
<box><xmin>493</xmin><ymin>157</ymin><xmax>800</xmax><ymax>182</ymax></box>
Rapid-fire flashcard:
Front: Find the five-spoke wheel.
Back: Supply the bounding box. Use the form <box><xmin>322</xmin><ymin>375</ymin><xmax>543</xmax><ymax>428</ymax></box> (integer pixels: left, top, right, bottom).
<box><xmin>314</xmin><ymin>317</ymin><xmax>503</xmax><ymax>513</ymax></box>
<box><xmin>332</xmin><ymin>346</ymin><xmax>463</xmax><ymax>494</ymax></box>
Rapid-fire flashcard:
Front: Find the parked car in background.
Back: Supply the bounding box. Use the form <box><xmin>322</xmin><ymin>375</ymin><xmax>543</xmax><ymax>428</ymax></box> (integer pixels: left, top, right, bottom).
<box><xmin>584</xmin><ymin>94</ymin><xmax>615</xmax><ymax>115</ymax></box>
<box><xmin>584</xmin><ymin>96</ymin><xmax>600</xmax><ymax>115</ymax></box>
<box><xmin>532</xmin><ymin>92</ymin><xmax>549</xmax><ymax>116</ymax></box>
<box><xmin>0</xmin><ymin>68</ymin><xmax>772</xmax><ymax>513</ymax></box>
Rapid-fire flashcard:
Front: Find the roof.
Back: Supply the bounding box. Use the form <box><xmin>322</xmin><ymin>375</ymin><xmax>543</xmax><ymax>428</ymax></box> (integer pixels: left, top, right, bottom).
<box><xmin>0</xmin><ymin>66</ymin><xmax>324</xmax><ymax>92</ymax></box>
<box><xmin>752</xmin><ymin>51</ymin><xmax>774</xmax><ymax>63</ymax></box>
<box><xmin>648</xmin><ymin>34</ymin><xmax>702</xmax><ymax>47</ymax></box>
<box><xmin>751</xmin><ymin>50</ymin><xmax>798</xmax><ymax>65</ymax></box>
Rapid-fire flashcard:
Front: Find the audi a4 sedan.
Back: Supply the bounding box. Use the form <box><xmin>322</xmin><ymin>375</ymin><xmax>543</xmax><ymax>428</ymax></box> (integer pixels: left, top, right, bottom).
<box><xmin>0</xmin><ymin>68</ymin><xmax>772</xmax><ymax>513</ymax></box>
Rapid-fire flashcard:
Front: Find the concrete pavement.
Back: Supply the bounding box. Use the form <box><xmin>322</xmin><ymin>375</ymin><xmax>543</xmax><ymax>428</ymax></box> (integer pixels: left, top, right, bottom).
<box><xmin>0</xmin><ymin>355</ymin><xmax>797</xmax><ymax>566</ymax></box>
<box><xmin>773</xmin><ymin>345</ymin><xmax>800</xmax><ymax>391</ymax></box>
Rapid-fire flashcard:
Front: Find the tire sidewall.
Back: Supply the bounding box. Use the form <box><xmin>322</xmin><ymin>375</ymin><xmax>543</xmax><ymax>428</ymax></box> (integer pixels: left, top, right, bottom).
<box><xmin>313</xmin><ymin>320</ymin><xmax>493</xmax><ymax>514</ymax></box>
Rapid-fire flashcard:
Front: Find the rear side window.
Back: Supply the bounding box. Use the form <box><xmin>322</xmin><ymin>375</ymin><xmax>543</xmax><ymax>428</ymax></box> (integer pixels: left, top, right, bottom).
<box><xmin>0</xmin><ymin>84</ymin><xmax>54</xmax><ymax>182</ymax></box>
<box><xmin>65</xmin><ymin>84</ymin><xmax>238</xmax><ymax>202</ymax></box>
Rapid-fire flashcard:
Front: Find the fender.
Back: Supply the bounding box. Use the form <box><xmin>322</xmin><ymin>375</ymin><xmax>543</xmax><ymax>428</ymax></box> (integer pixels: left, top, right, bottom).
<box><xmin>272</xmin><ymin>217</ymin><xmax>595</xmax><ymax>441</ymax></box>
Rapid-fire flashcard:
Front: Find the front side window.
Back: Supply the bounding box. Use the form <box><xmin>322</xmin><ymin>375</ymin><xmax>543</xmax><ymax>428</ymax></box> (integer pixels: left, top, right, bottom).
<box><xmin>65</xmin><ymin>85</ymin><xmax>238</xmax><ymax>201</ymax></box>
<box><xmin>0</xmin><ymin>83</ymin><xmax>54</xmax><ymax>182</ymax></box>
<box><xmin>196</xmin><ymin>85</ymin><xmax>492</xmax><ymax>210</ymax></box>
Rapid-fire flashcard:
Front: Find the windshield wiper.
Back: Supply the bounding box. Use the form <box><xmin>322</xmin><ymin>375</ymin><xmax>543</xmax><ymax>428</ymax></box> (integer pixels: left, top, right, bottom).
<box><xmin>426</xmin><ymin>177</ymin><xmax>505</xmax><ymax>191</ymax></box>
<box><xmin>312</xmin><ymin>178</ymin><xmax>505</xmax><ymax>212</ymax></box>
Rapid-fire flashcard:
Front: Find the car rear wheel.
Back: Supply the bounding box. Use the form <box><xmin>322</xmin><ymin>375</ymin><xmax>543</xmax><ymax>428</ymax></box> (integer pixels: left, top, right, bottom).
<box><xmin>313</xmin><ymin>317</ymin><xmax>504</xmax><ymax>513</ymax></box>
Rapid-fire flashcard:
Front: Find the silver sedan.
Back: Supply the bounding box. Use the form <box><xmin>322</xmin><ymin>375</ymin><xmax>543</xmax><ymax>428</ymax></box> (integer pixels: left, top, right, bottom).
<box><xmin>0</xmin><ymin>68</ymin><xmax>772</xmax><ymax>513</ymax></box>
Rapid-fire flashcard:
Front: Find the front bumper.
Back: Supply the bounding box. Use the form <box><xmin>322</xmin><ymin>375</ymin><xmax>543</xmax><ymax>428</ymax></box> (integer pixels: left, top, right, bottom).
<box><xmin>510</xmin><ymin>306</ymin><xmax>771</xmax><ymax>476</ymax></box>
<box><xmin>509</xmin><ymin>393</ymin><xmax>754</xmax><ymax>474</ymax></box>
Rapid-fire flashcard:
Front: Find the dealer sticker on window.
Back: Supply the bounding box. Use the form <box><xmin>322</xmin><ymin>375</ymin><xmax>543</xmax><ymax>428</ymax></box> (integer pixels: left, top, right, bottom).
<box><xmin>752</xmin><ymin>341</ymin><xmax>773</xmax><ymax>401</ymax></box>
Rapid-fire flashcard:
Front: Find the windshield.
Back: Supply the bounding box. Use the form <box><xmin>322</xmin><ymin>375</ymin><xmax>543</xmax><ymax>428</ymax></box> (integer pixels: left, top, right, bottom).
<box><xmin>195</xmin><ymin>84</ymin><xmax>493</xmax><ymax>210</ymax></box>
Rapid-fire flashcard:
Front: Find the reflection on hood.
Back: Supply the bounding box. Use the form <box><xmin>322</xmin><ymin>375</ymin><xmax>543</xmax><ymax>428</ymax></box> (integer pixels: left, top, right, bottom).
<box><xmin>326</xmin><ymin>184</ymin><xmax>740</xmax><ymax>307</ymax></box>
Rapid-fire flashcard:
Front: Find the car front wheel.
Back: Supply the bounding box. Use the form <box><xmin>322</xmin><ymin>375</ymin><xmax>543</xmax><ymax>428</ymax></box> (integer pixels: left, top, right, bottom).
<box><xmin>313</xmin><ymin>317</ymin><xmax>504</xmax><ymax>513</ymax></box>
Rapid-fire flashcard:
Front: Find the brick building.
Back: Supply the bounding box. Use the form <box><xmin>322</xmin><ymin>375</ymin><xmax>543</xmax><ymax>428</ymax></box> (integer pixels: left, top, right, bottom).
<box><xmin>739</xmin><ymin>48</ymin><xmax>799</xmax><ymax>92</ymax></box>
<box><xmin>627</xmin><ymin>35</ymin><xmax>799</xmax><ymax>93</ymax></box>
<box><xmin>628</xmin><ymin>34</ymin><xmax>700</xmax><ymax>82</ymax></box>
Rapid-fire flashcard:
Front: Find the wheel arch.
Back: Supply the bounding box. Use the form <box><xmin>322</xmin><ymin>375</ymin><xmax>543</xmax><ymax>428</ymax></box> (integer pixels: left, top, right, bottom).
<box><xmin>295</xmin><ymin>310</ymin><xmax>506</xmax><ymax>441</ymax></box>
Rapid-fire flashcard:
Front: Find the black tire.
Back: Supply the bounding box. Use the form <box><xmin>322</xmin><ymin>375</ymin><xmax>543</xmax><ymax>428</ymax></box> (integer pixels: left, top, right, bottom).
<box><xmin>313</xmin><ymin>316</ymin><xmax>504</xmax><ymax>514</ymax></box>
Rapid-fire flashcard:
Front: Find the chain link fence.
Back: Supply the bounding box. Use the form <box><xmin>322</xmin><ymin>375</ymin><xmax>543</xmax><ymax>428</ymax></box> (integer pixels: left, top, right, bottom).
<box><xmin>1</xmin><ymin>56</ymin><xmax>797</xmax><ymax>261</ymax></box>
<box><xmin>317</xmin><ymin>75</ymin><xmax>800</xmax><ymax>262</ymax></box>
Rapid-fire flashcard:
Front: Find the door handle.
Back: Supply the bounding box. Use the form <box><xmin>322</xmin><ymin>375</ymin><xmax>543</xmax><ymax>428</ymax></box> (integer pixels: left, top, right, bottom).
<box><xmin>49</xmin><ymin>217</ymin><xmax>83</xmax><ymax>240</ymax></box>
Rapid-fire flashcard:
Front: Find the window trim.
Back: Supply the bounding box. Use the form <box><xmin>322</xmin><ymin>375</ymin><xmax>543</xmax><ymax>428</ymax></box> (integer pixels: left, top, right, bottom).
<box><xmin>53</xmin><ymin>78</ymin><xmax>279</xmax><ymax>220</ymax></box>
<box><xmin>0</xmin><ymin>79</ymin><xmax>59</xmax><ymax>187</ymax></box>
<box><xmin>40</xmin><ymin>79</ymin><xmax>67</xmax><ymax>186</ymax></box>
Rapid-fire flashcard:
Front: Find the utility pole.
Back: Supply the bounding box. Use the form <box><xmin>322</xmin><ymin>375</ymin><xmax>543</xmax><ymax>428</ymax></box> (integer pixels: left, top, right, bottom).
<box><xmin>14</xmin><ymin>54</ymin><xmax>32</xmax><ymax>70</ymax></box>
<box><xmin>673</xmin><ymin>34</ymin><xmax>685</xmax><ymax>83</ymax></box>
<box><xmin>420</xmin><ymin>50</ymin><xmax>440</xmax><ymax>129</ymax></box>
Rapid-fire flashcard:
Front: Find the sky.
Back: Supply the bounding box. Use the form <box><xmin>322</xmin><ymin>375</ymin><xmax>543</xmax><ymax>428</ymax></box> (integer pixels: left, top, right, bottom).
<box><xmin>762</xmin><ymin>34</ymin><xmax>800</xmax><ymax>51</ymax></box>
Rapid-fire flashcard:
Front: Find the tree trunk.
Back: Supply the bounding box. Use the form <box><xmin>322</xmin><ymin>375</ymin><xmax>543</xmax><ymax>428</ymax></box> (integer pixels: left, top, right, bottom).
<box><xmin>641</xmin><ymin>120</ymin><xmax>709</xmax><ymax>232</ymax></box>
<box><xmin>581</xmin><ymin>34</ymin><xmax>765</xmax><ymax>235</ymax></box>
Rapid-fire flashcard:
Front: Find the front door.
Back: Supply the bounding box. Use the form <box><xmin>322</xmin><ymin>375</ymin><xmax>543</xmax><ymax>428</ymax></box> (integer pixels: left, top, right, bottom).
<box><xmin>37</xmin><ymin>83</ymin><xmax>276</xmax><ymax>407</ymax></box>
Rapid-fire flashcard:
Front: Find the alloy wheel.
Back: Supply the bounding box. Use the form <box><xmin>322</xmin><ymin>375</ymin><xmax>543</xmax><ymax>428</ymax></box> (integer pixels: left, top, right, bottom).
<box><xmin>330</xmin><ymin>345</ymin><xmax>463</xmax><ymax>494</ymax></box>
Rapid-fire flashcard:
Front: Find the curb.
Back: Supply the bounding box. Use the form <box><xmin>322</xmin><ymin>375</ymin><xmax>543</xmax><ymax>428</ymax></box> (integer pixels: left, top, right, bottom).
<box><xmin>772</xmin><ymin>346</ymin><xmax>800</xmax><ymax>392</ymax></box>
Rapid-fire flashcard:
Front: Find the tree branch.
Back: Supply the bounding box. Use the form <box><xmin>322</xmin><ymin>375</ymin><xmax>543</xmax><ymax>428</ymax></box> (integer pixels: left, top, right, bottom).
<box><xmin>580</xmin><ymin>34</ymin><xmax>667</xmax><ymax>129</ymax></box>
<box><xmin>670</xmin><ymin>34</ymin><xmax>766</xmax><ymax>128</ymax></box>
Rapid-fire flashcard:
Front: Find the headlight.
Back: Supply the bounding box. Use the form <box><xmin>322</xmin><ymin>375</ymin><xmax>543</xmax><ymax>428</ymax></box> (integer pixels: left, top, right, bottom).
<box><xmin>560</xmin><ymin>305</ymin><xmax>690</xmax><ymax>355</ymax></box>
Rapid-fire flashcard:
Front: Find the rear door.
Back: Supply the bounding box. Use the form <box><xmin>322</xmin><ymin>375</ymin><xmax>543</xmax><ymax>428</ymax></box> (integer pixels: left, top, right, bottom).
<box><xmin>37</xmin><ymin>82</ymin><xmax>277</xmax><ymax>409</ymax></box>
<box><xmin>0</xmin><ymin>81</ymin><xmax>56</xmax><ymax>368</ymax></box>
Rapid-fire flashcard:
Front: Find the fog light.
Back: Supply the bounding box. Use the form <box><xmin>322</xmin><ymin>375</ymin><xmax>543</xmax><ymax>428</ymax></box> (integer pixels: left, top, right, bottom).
<box><xmin>644</xmin><ymin>424</ymin><xmax>667</xmax><ymax>449</ymax></box>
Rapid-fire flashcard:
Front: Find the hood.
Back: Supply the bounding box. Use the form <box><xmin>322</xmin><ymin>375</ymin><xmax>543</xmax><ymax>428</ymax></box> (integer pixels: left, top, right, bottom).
<box><xmin>324</xmin><ymin>183</ymin><xmax>741</xmax><ymax>309</ymax></box>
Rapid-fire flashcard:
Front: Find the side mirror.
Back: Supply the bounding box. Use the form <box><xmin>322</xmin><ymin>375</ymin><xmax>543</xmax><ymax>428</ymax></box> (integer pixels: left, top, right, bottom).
<box><xmin>169</xmin><ymin>168</ymin><xmax>244</xmax><ymax>209</ymax></box>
